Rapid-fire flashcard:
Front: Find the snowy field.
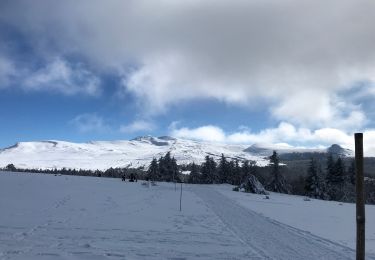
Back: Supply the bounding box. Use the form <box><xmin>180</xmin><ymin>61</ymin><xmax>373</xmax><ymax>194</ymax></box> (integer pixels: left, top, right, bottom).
<box><xmin>0</xmin><ymin>172</ymin><xmax>374</xmax><ymax>259</ymax></box>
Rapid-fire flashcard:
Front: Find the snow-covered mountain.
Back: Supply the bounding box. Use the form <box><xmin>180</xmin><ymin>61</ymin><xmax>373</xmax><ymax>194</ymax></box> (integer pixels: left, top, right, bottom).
<box><xmin>245</xmin><ymin>143</ymin><xmax>353</xmax><ymax>158</ymax></box>
<box><xmin>0</xmin><ymin>136</ymin><xmax>353</xmax><ymax>170</ymax></box>
<box><xmin>0</xmin><ymin>136</ymin><xmax>266</xmax><ymax>170</ymax></box>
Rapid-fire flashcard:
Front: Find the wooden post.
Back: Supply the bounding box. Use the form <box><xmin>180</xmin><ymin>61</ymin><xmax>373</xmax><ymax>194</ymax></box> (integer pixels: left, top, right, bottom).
<box><xmin>179</xmin><ymin>183</ymin><xmax>183</xmax><ymax>212</ymax></box>
<box><xmin>355</xmin><ymin>133</ymin><xmax>365</xmax><ymax>260</ymax></box>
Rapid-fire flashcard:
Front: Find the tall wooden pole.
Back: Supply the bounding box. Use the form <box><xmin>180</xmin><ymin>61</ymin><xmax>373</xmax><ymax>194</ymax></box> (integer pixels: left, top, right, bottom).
<box><xmin>355</xmin><ymin>133</ymin><xmax>365</xmax><ymax>260</ymax></box>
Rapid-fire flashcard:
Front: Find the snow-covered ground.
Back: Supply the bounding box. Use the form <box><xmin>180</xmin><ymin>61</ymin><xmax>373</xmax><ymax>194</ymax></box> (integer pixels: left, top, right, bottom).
<box><xmin>0</xmin><ymin>172</ymin><xmax>373</xmax><ymax>259</ymax></box>
<box><xmin>215</xmin><ymin>186</ymin><xmax>375</xmax><ymax>256</ymax></box>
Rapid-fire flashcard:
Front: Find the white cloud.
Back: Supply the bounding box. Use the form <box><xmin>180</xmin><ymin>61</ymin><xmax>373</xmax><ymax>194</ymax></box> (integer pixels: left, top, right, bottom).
<box><xmin>1</xmin><ymin>0</ymin><xmax>375</xmax><ymax>129</ymax></box>
<box><xmin>23</xmin><ymin>58</ymin><xmax>100</xmax><ymax>96</ymax></box>
<box><xmin>170</xmin><ymin>125</ymin><xmax>226</xmax><ymax>143</ymax></box>
<box><xmin>70</xmin><ymin>113</ymin><xmax>108</xmax><ymax>133</ymax></box>
<box><xmin>170</xmin><ymin>122</ymin><xmax>375</xmax><ymax>156</ymax></box>
<box><xmin>120</xmin><ymin>120</ymin><xmax>155</xmax><ymax>133</ymax></box>
<box><xmin>0</xmin><ymin>55</ymin><xmax>16</xmax><ymax>87</ymax></box>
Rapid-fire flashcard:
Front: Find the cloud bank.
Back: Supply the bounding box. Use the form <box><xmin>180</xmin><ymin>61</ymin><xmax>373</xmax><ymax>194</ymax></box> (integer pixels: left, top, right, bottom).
<box><xmin>24</xmin><ymin>58</ymin><xmax>100</xmax><ymax>96</ymax></box>
<box><xmin>1</xmin><ymin>0</ymin><xmax>375</xmax><ymax>133</ymax></box>
<box><xmin>170</xmin><ymin>122</ymin><xmax>375</xmax><ymax>156</ymax></box>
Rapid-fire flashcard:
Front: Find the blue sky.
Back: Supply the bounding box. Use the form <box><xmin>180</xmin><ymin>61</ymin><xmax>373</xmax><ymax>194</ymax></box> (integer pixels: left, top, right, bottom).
<box><xmin>1</xmin><ymin>0</ymin><xmax>375</xmax><ymax>153</ymax></box>
<box><xmin>0</xmin><ymin>82</ymin><xmax>270</xmax><ymax>147</ymax></box>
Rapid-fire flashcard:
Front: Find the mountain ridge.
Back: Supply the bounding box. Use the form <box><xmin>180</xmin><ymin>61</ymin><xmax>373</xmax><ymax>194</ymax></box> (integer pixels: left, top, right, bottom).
<box><xmin>0</xmin><ymin>136</ymin><xmax>353</xmax><ymax>170</ymax></box>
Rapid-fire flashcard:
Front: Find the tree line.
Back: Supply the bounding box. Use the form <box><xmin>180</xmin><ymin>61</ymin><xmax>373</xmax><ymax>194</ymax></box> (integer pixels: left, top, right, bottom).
<box><xmin>2</xmin><ymin>151</ymin><xmax>375</xmax><ymax>204</ymax></box>
<box><xmin>1</xmin><ymin>163</ymin><xmax>145</xmax><ymax>179</ymax></box>
<box><xmin>304</xmin><ymin>154</ymin><xmax>356</xmax><ymax>201</ymax></box>
<box><xmin>147</xmin><ymin>151</ymin><xmax>292</xmax><ymax>194</ymax></box>
<box><xmin>147</xmin><ymin>151</ymin><xmax>375</xmax><ymax>204</ymax></box>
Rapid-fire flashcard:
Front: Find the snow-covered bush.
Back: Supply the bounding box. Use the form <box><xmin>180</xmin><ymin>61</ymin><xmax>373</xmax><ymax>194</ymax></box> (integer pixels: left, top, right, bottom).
<box><xmin>240</xmin><ymin>174</ymin><xmax>268</xmax><ymax>195</ymax></box>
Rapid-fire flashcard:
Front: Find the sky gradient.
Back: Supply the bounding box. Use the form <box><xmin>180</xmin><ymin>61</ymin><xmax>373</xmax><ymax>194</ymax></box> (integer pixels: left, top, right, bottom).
<box><xmin>1</xmin><ymin>0</ymin><xmax>375</xmax><ymax>154</ymax></box>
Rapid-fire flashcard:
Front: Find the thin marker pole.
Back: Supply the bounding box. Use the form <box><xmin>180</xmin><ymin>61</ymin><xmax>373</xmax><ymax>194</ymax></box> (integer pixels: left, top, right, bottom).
<box><xmin>355</xmin><ymin>133</ymin><xmax>365</xmax><ymax>260</ymax></box>
<box><xmin>179</xmin><ymin>183</ymin><xmax>183</xmax><ymax>212</ymax></box>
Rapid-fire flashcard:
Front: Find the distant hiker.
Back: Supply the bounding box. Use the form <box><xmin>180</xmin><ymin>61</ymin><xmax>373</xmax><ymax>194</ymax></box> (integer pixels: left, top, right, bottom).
<box><xmin>121</xmin><ymin>175</ymin><xmax>126</xmax><ymax>182</ymax></box>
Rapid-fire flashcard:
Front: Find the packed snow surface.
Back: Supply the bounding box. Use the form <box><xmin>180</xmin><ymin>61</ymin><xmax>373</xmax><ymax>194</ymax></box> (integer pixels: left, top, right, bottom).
<box><xmin>1</xmin><ymin>172</ymin><xmax>374</xmax><ymax>259</ymax></box>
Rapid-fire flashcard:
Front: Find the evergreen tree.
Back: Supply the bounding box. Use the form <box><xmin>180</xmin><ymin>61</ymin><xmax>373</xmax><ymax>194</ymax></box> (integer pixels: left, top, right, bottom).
<box><xmin>332</xmin><ymin>157</ymin><xmax>345</xmax><ymax>184</ymax></box>
<box><xmin>340</xmin><ymin>159</ymin><xmax>356</xmax><ymax>202</ymax></box>
<box><xmin>347</xmin><ymin>159</ymin><xmax>356</xmax><ymax>185</ymax></box>
<box><xmin>5</xmin><ymin>163</ymin><xmax>16</xmax><ymax>172</ymax></box>
<box><xmin>164</xmin><ymin>151</ymin><xmax>173</xmax><ymax>181</ymax></box>
<box><xmin>147</xmin><ymin>158</ymin><xmax>159</xmax><ymax>181</ymax></box>
<box><xmin>158</xmin><ymin>152</ymin><xmax>177</xmax><ymax>182</ymax></box>
<box><xmin>227</xmin><ymin>160</ymin><xmax>235</xmax><ymax>184</ymax></box>
<box><xmin>325</xmin><ymin>154</ymin><xmax>335</xmax><ymax>182</ymax></box>
<box><xmin>171</xmin><ymin>157</ymin><xmax>180</xmax><ymax>182</ymax></box>
<box><xmin>201</xmin><ymin>156</ymin><xmax>210</xmax><ymax>183</ymax></box>
<box><xmin>218</xmin><ymin>154</ymin><xmax>228</xmax><ymax>183</ymax></box>
<box><xmin>241</xmin><ymin>160</ymin><xmax>251</xmax><ymax>184</ymax></box>
<box><xmin>304</xmin><ymin>158</ymin><xmax>324</xmax><ymax>198</ymax></box>
<box><xmin>232</xmin><ymin>159</ymin><xmax>242</xmax><ymax>186</ymax></box>
<box><xmin>201</xmin><ymin>156</ymin><xmax>217</xmax><ymax>184</ymax></box>
<box><xmin>325</xmin><ymin>155</ymin><xmax>345</xmax><ymax>200</ymax></box>
<box><xmin>158</xmin><ymin>156</ymin><xmax>167</xmax><ymax>180</ymax></box>
<box><xmin>266</xmin><ymin>151</ymin><xmax>290</xmax><ymax>194</ymax></box>
<box><xmin>188</xmin><ymin>162</ymin><xmax>200</xmax><ymax>184</ymax></box>
<box><xmin>249</xmin><ymin>161</ymin><xmax>261</xmax><ymax>182</ymax></box>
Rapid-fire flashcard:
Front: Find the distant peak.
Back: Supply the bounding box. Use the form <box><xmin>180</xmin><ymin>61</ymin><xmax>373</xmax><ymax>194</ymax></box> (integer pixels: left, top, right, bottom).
<box><xmin>157</xmin><ymin>136</ymin><xmax>176</xmax><ymax>141</ymax></box>
<box><xmin>328</xmin><ymin>144</ymin><xmax>341</xmax><ymax>148</ymax></box>
<box><xmin>131</xmin><ymin>135</ymin><xmax>172</xmax><ymax>146</ymax></box>
<box><xmin>130</xmin><ymin>135</ymin><xmax>154</xmax><ymax>141</ymax></box>
<box><xmin>327</xmin><ymin>144</ymin><xmax>342</xmax><ymax>152</ymax></box>
<box><xmin>2</xmin><ymin>142</ymin><xmax>20</xmax><ymax>150</ymax></box>
<box><xmin>327</xmin><ymin>144</ymin><xmax>353</xmax><ymax>156</ymax></box>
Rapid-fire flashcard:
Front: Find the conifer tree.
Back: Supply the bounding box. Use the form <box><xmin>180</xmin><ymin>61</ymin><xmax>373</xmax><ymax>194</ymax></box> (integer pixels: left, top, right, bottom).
<box><xmin>201</xmin><ymin>156</ymin><xmax>217</xmax><ymax>184</ymax></box>
<box><xmin>325</xmin><ymin>154</ymin><xmax>335</xmax><ymax>183</ymax></box>
<box><xmin>171</xmin><ymin>157</ymin><xmax>179</xmax><ymax>182</ymax></box>
<box><xmin>332</xmin><ymin>157</ymin><xmax>345</xmax><ymax>184</ymax></box>
<box><xmin>266</xmin><ymin>151</ymin><xmax>290</xmax><ymax>194</ymax></box>
<box><xmin>233</xmin><ymin>159</ymin><xmax>242</xmax><ymax>186</ymax></box>
<box><xmin>158</xmin><ymin>156</ymin><xmax>166</xmax><ymax>180</ymax></box>
<box><xmin>188</xmin><ymin>162</ymin><xmax>200</xmax><ymax>184</ymax></box>
<box><xmin>147</xmin><ymin>158</ymin><xmax>159</xmax><ymax>181</ymax></box>
<box><xmin>227</xmin><ymin>160</ymin><xmax>235</xmax><ymax>184</ymax></box>
<box><xmin>304</xmin><ymin>158</ymin><xmax>324</xmax><ymax>198</ymax></box>
<box><xmin>157</xmin><ymin>152</ymin><xmax>177</xmax><ymax>182</ymax></box>
<box><xmin>218</xmin><ymin>154</ymin><xmax>228</xmax><ymax>183</ymax></box>
<box><xmin>241</xmin><ymin>160</ymin><xmax>251</xmax><ymax>184</ymax></box>
<box><xmin>248</xmin><ymin>160</ymin><xmax>261</xmax><ymax>182</ymax></box>
<box><xmin>325</xmin><ymin>155</ymin><xmax>345</xmax><ymax>200</ymax></box>
<box><xmin>347</xmin><ymin>159</ymin><xmax>355</xmax><ymax>185</ymax></box>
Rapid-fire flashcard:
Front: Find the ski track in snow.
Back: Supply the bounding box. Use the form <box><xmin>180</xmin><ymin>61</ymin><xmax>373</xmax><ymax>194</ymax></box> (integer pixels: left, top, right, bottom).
<box><xmin>192</xmin><ymin>185</ymin><xmax>365</xmax><ymax>260</ymax></box>
<box><xmin>0</xmin><ymin>173</ymin><xmax>373</xmax><ymax>260</ymax></box>
<box><xmin>0</xmin><ymin>173</ymin><xmax>255</xmax><ymax>259</ymax></box>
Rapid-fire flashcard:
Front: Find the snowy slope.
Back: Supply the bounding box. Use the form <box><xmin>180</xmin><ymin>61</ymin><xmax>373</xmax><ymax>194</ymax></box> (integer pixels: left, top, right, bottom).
<box><xmin>1</xmin><ymin>172</ymin><xmax>373</xmax><ymax>259</ymax></box>
<box><xmin>0</xmin><ymin>136</ymin><xmax>353</xmax><ymax>170</ymax></box>
<box><xmin>0</xmin><ymin>136</ymin><xmax>269</xmax><ymax>170</ymax></box>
